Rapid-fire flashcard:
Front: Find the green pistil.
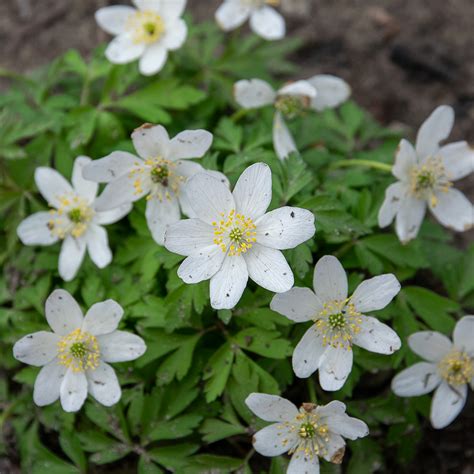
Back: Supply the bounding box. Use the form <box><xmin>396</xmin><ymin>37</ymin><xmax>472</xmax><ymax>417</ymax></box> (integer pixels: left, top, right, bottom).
<box><xmin>274</xmin><ymin>95</ymin><xmax>306</xmax><ymax>119</ymax></box>
<box><xmin>151</xmin><ymin>166</ymin><xmax>169</xmax><ymax>184</ymax></box>
<box><xmin>229</xmin><ymin>228</ymin><xmax>243</xmax><ymax>242</ymax></box>
<box><xmin>416</xmin><ymin>172</ymin><xmax>435</xmax><ymax>190</ymax></box>
<box><xmin>70</xmin><ymin>342</ymin><xmax>87</xmax><ymax>359</ymax></box>
<box><xmin>299</xmin><ymin>422</ymin><xmax>316</xmax><ymax>438</ymax></box>
<box><xmin>68</xmin><ymin>208</ymin><xmax>83</xmax><ymax>223</ymax></box>
<box><xmin>328</xmin><ymin>313</ymin><xmax>346</xmax><ymax>330</ymax></box>
<box><xmin>144</xmin><ymin>22</ymin><xmax>156</xmax><ymax>36</ymax></box>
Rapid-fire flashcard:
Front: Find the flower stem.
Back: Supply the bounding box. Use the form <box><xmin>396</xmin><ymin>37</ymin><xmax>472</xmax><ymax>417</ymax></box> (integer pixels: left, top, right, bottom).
<box><xmin>306</xmin><ymin>379</ymin><xmax>317</xmax><ymax>404</ymax></box>
<box><xmin>330</xmin><ymin>159</ymin><xmax>393</xmax><ymax>172</ymax></box>
<box><xmin>231</xmin><ymin>108</ymin><xmax>250</xmax><ymax>123</ymax></box>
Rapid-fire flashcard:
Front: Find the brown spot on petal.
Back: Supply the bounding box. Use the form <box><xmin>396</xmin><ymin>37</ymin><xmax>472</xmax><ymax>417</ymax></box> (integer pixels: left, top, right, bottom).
<box><xmin>331</xmin><ymin>447</ymin><xmax>346</xmax><ymax>464</ymax></box>
<box><xmin>135</xmin><ymin>123</ymin><xmax>154</xmax><ymax>132</ymax></box>
<box><xmin>302</xmin><ymin>402</ymin><xmax>316</xmax><ymax>412</ymax></box>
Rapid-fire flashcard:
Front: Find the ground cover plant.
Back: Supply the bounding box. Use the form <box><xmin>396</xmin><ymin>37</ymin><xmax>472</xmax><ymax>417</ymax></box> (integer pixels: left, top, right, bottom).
<box><xmin>1</xmin><ymin>2</ymin><xmax>474</xmax><ymax>473</ymax></box>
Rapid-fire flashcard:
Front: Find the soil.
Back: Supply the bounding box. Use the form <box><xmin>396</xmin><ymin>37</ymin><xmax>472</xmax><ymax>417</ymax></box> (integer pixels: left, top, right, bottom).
<box><xmin>1</xmin><ymin>0</ymin><xmax>474</xmax><ymax>472</ymax></box>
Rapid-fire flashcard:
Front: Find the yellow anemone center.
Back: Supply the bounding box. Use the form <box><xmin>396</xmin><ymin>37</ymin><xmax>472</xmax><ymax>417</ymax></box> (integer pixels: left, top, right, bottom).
<box><xmin>275</xmin><ymin>95</ymin><xmax>309</xmax><ymax>119</ymax></box>
<box><xmin>438</xmin><ymin>351</ymin><xmax>474</xmax><ymax>386</ymax></box>
<box><xmin>127</xmin><ymin>10</ymin><xmax>165</xmax><ymax>45</ymax></box>
<box><xmin>213</xmin><ymin>210</ymin><xmax>257</xmax><ymax>256</ymax></box>
<box><xmin>58</xmin><ymin>328</ymin><xmax>100</xmax><ymax>373</ymax></box>
<box><xmin>48</xmin><ymin>195</ymin><xmax>94</xmax><ymax>239</ymax></box>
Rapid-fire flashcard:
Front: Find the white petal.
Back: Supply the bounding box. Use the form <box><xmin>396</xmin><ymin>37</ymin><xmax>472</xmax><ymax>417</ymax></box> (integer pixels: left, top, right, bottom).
<box><xmin>430</xmin><ymin>382</ymin><xmax>467</xmax><ymax>429</ymax></box>
<box><xmin>82</xmin><ymin>152</ymin><xmax>141</xmax><ymax>183</ymax></box>
<box><xmin>13</xmin><ymin>331</ymin><xmax>60</xmax><ymax>367</ymax></box>
<box><xmin>133</xmin><ymin>0</ymin><xmax>160</xmax><ymax>11</ymax></box>
<box><xmin>278</xmin><ymin>80</ymin><xmax>316</xmax><ymax>99</ymax></box>
<box><xmin>378</xmin><ymin>182</ymin><xmax>406</xmax><ymax>228</ymax></box>
<box><xmin>250</xmin><ymin>6</ymin><xmax>285</xmax><ymax>41</ymax></box>
<box><xmin>174</xmin><ymin>159</ymin><xmax>204</xmax><ymax>179</ymax></box>
<box><xmin>273</xmin><ymin>111</ymin><xmax>297</xmax><ymax>160</ymax></box>
<box><xmin>416</xmin><ymin>105</ymin><xmax>454</xmax><ymax>160</ymax></box>
<box><xmin>168</xmin><ymin>130</ymin><xmax>213</xmax><ymax>160</ymax></box>
<box><xmin>33</xmin><ymin>359</ymin><xmax>67</xmax><ymax>406</ymax></box>
<box><xmin>352</xmin><ymin>316</ymin><xmax>401</xmax><ymax>354</ymax></box>
<box><xmin>86</xmin><ymin>224</ymin><xmax>112</xmax><ymax>269</ymax></box>
<box><xmin>392</xmin><ymin>139</ymin><xmax>417</xmax><ymax>181</ymax></box>
<box><xmin>351</xmin><ymin>274</ymin><xmax>400</xmax><ymax>313</ymax></box>
<box><xmin>72</xmin><ymin>156</ymin><xmax>98</xmax><ymax>202</ymax></box>
<box><xmin>60</xmin><ymin>369</ymin><xmax>88</xmax><ymax>412</ymax></box>
<box><xmin>292</xmin><ymin>326</ymin><xmax>326</xmax><ymax>378</ymax></box>
<box><xmin>58</xmin><ymin>236</ymin><xmax>87</xmax><ymax>281</ymax></box>
<box><xmin>162</xmin><ymin>18</ymin><xmax>187</xmax><ymax>50</ymax></box>
<box><xmin>233</xmin><ymin>162</ymin><xmax>272</xmax><ymax>220</ymax></box>
<box><xmin>439</xmin><ymin>141</ymin><xmax>474</xmax><ymax>180</ymax></box>
<box><xmin>318</xmin><ymin>346</ymin><xmax>353</xmax><ymax>391</ymax></box>
<box><xmin>215</xmin><ymin>0</ymin><xmax>251</xmax><ymax>31</ymax></box>
<box><xmin>97</xmin><ymin>330</ymin><xmax>146</xmax><ymax>363</ymax></box>
<box><xmin>244</xmin><ymin>244</ymin><xmax>293</xmax><ymax>293</ymax></box>
<box><xmin>17</xmin><ymin>212</ymin><xmax>58</xmax><ymax>246</ymax></box>
<box><xmin>234</xmin><ymin>79</ymin><xmax>276</xmax><ymax>109</ymax></box>
<box><xmin>391</xmin><ymin>362</ymin><xmax>441</xmax><ymax>397</ymax></box>
<box><xmin>313</xmin><ymin>255</ymin><xmax>348</xmax><ymax>303</ymax></box>
<box><xmin>95</xmin><ymin>6</ymin><xmax>135</xmax><ymax>35</ymax></box>
<box><xmin>288</xmin><ymin>453</ymin><xmax>320</xmax><ymax>474</ymax></box>
<box><xmin>395</xmin><ymin>195</ymin><xmax>426</xmax><ymax>243</ymax></box>
<box><xmin>87</xmin><ymin>361</ymin><xmax>121</xmax><ymax>407</ymax></box>
<box><xmin>307</xmin><ymin>74</ymin><xmax>351</xmax><ymax>111</ymax></box>
<box><xmin>245</xmin><ymin>393</ymin><xmax>299</xmax><ymax>423</ymax></box>
<box><xmin>252</xmin><ymin>423</ymin><xmax>296</xmax><ymax>456</ymax></box>
<box><xmin>105</xmin><ymin>33</ymin><xmax>146</xmax><ymax>64</ymax></box>
<box><xmin>270</xmin><ymin>287</ymin><xmax>323</xmax><ymax>323</ymax></box>
<box><xmin>177</xmin><ymin>246</ymin><xmax>225</xmax><ymax>283</ymax></box>
<box><xmin>132</xmin><ymin>124</ymin><xmax>170</xmax><ymax>160</ymax></box>
<box><xmin>82</xmin><ymin>300</ymin><xmax>123</xmax><ymax>336</ymax></box>
<box><xmin>322</xmin><ymin>433</ymin><xmax>346</xmax><ymax>463</ymax></box>
<box><xmin>453</xmin><ymin>315</ymin><xmax>474</xmax><ymax>354</ymax></box>
<box><xmin>139</xmin><ymin>42</ymin><xmax>168</xmax><ymax>76</ymax></box>
<box><xmin>185</xmin><ymin>173</ymin><xmax>235</xmax><ymax>225</ymax></box>
<box><xmin>255</xmin><ymin>206</ymin><xmax>315</xmax><ymax>250</ymax></box>
<box><xmin>210</xmin><ymin>255</ymin><xmax>248</xmax><ymax>309</ymax></box>
<box><xmin>146</xmin><ymin>195</ymin><xmax>180</xmax><ymax>245</ymax></box>
<box><xmin>45</xmin><ymin>289</ymin><xmax>83</xmax><ymax>335</ymax></box>
<box><xmin>316</xmin><ymin>400</ymin><xmax>346</xmax><ymax>417</ymax></box>
<box><xmin>94</xmin><ymin>203</ymin><xmax>132</xmax><ymax>225</ymax></box>
<box><xmin>325</xmin><ymin>414</ymin><xmax>369</xmax><ymax>440</ymax></box>
<box><xmin>429</xmin><ymin>188</ymin><xmax>473</xmax><ymax>232</ymax></box>
<box><xmin>164</xmin><ymin>218</ymin><xmax>215</xmax><ymax>256</ymax></box>
<box><xmin>162</xmin><ymin>0</ymin><xmax>186</xmax><ymax>19</ymax></box>
<box><xmin>35</xmin><ymin>167</ymin><xmax>73</xmax><ymax>208</ymax></box>
<box><xmin>408</xmin><ymin>331</ymin><xmax>453</xmax><ymax>362</ymax></box>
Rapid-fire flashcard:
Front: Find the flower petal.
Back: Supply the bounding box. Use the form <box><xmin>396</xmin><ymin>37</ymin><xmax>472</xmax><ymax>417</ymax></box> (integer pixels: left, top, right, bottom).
<box><xmin>94</xmin><ymin>203</ymin><xmax>132</xmax><ymax>225</ymax></box>
<box><xmin>162</xmin><ymin>18</ymin><xmax>187</xmax><ymax>50</ymax></box>
<box><xmin>33</xmin><ymin>359</ymin><xmax>67</xmax><ymax>406</ymax></box>
<box><xmin>408</xmin><ymin>331</ymin><xmax>453</xmax><ymax>362</ymax></box>
<box><xmin>270</xmin><ymin>287</ymin><xmax>323</xmax><ymax>323</ymax></box>
<box><xmin>168</xmin><ymin>130</ymin><xmax>213</xmax><ymax>160</ymax></box>
<box><xmin>60</xmin><ymin>369</ymin><xmax>88</xmax><ymax>412</ymax></box>
<box><xmin>429</xmin><ymin>188</ymin><xmax>473</xmax><ymax>232</ymax></box>
<box><xmin>392</xmin><ymin>139</ymin><xmax>417</xmax><ymax>181</ymax></box>
<box><xmin>292</xmin><ymin>326</ymin><xmax>326</xmax><ymax>378</ymax></box>
<box><xmin>288</xmin><ymin>453</ymin><xmax>320</xmax><ymax>474</ymax></box>
<box><xmin>83</xmin><ymin>152</ymin><xmax>141</xmax><ymax>183</ymax></box>
<box><xmin>316</xmin><ymin>400</ymin><xmax>346</xmax><ymax>417</ymax></box>
<box><xmin>13</xmin><ymin>331</ymin><xmax>60</xmax><ymax>367</ymax></box>
<box><xmin>132</xmin><ymin>124</ymin><xmax>170</xmax><ymax>160</ymax></box>
<box><xmin>453</xmin><ymin>315</ymin><xmax>474</xmax><ymax>355</ymax></box>
<box><xmin>351</xmin><ymin>274</ymin><xmax>400</xmax><ymax>313</ymax></box>
<box><xmin>307</xmin><ymin>74</ymin><xmax>351</xmax><ymax>111</ymax></box>
<box><xmin>352</xmin><ymin>316</ymin><xmax>401</xmax><ymax>354</ymax></box>
<box><xmin>72</xmin><ymin>156</ymin><xmax>98</xmax><ymax>202</ymax></box>
<box><xmin>97</xmin><ymin>331</ymin><xmax>146</xmax><ymax>363</ymax></box>
<box><xmin>58</xmin><ymin>236</ymin><xmax>87</xmax><ymax>281</ymax></box>
<box><xmin>273</xmin><ymin>111</ymin><xmax>297</xmax><ymax>160</ymax></box>
<box><xmin>133</xmin><ymin>0</ymin><xmax>160</xmax><ymax>12</ymax></box>
<box><xmin>17</xmin><ymin>212</ymin><xmax>59</xmax><ymax>246</ymax></box>
<box><xmin>313</xmin><ymin>255</ymin><xmax>348</xmax><ymax>303</ymax></box>
<box><xmin>45</xmin><ymin>289</ymin><xmax>83</xmax><ymax>335</ymax></box>
<box><xmin>245</xmin><ymin>393</ymin><xmax>299</xmax><ymax>422</ymax></box>
<box><xmin>250</xmin><ymin>6</ymin><xmax>285</xmax><ymax>41</ymax></box>
<box><xmin>210</xmin><ymin>255</ymin><xmax>248</xmax><ymax>309</ymax></box>
<box><xmin>215</xmin><ymin>0</ymin><xmax>251</xmax><ymax>31</ymax></box>
<box><xmin>105</xmin><ymin>33</ymin><xmax>146</xmax><ymax>64</ymax></box>
<box><xmin>378</xmin><ymin>182</ymin><xmax>406</xmax><ymax>228</ymax></box>
<box><xmin>86</xmin><ymin>224</ymin><xmax>112</xmax><ymax>269</ymax></box>
<box><xmin>177</xmin><ymin>246</ymin><xmax>225</xmax><ymax>283</ymax></box>
<box><xmin>318</xmin><ymin>345</ymin><xmax>353</xmax><ymax>391</ymax></box>
<box><xmin>233</xmin><ymin>162</ymin><xmax>272</xmax><ymax>220</ymax></box>
<box><xmin>35</xmin><ymin>167</ymin><xmax>73</xmax><ymax>208</ymax></box>
<box><xmin>322</xmin><ymin>433</ymin><xmax>346</xmax><ymax>464</ymax></box>
<box><xmin>234</xmin><ymin>79</ymin><xmax>276</xmax><ymax>109</ymax></box>
<box><xmin>325</xmin><ymin>414</ymin><xmax>369</xmax><ymax>440</ymax></box>
<box><xmin>82</xmin><ymin>300</ymin><xmax>123</xmax><ymax>336</ymax></box>
<box><xmin>86</xmin><ymin>361</ymin><xmax>121</xmax><ymax>407</ymax></box>
<box><xmin>430</xmin><ymin>381</ymin><xmax>467</xmax><ymax>429</ymax></box>
<box><xmin>416</xmin><ymin>105</ymin><xmax>454</xmax><ymax>160</ymax></box>
<box><xmin>145</xmin><ymin>195</ymin><xmax>181</xmax><ymax>245</ymax></box>
<box><xmin>278</xmin><ymin>80</ymin><xmax>316</xmax><ymax>99</ymax></box>
<box><xmin>439</xmin><ymin>141</ymin><xmax>474</xmax><ymax>180</ymax></box>
<box><xmin>139</xmin><ymin>42</ymin><xmax>168</xmax><ymax>76</ymax></box>
<box><xmin>244</xmin><ymin>244</ymin><xmax>293</xmax><ymax>293</ymax></box>
<box><xmin>391</xmin><ymin>362</ymin><xmax>441</xmax><ymax>397</ymax></box>
<box><xmin>252</xmin><ymin>423</ymin><xmax>297</xmax><ymax>456</ymax></box>
<box><xmin>95</xmin><ymin>6</ymin><xmax>135</xmax><ymax>35</ymax></box>
<box><xmin>164</xmin><ymin>218</ymin><xmax>215</xmax><ymax>256</ymax></box>
<box><xmin>395</xmin><ymin>195</ymin><xmax>426</xmax><ymax>243</ymax></box>
<box><xmin>160</xmin><ymin>0</ymin><xmax>186</xmax><ymax>20</ymax></box>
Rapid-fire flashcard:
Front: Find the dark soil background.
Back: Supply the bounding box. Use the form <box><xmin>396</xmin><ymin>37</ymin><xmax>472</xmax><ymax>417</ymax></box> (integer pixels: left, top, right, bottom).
<box><xmin>1</xmin><ymin>0</ymin><xmax>473</xmax><ymax>473</ymax></box>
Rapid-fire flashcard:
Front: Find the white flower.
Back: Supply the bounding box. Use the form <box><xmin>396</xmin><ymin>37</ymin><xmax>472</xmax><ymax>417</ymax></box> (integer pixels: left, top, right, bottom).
<box><xmin>95</xmin><ymin>0</ymin><xmax>187</xmax><ymax>75</ymax></box>
<box><xmin>83</xmin><ymin>124</ymin><xmax>223</xmax><ymax>245</ymax></box>
<box><xmin>246</xmin><ymin>393</ymin><xmax>368</xmax><ymax>473</ymax></box>
<box><xmin>378</xmin><ymin>105</ymin><xmax>474</xmax><ymax>243</ymax></box>
<box><xmin>13</xmin><ymin>289</ymin><xmax>146</xmax><ymax>412</ymax></box>
<box><xmin>271</xmin><ymin>255</ymin><xmax>401</xmax><ymax>391</ymax></box>
<box><xmin>234</xmin><ymin>75</ymin><xmax>351</xmax><ymax>160</ymax></box>
<box><xmin>392</xmin><ymin>316</ymin><xmax>474</xmax><ymax>429</ymax></box>
<box><xmin>164</xmin><ymin>162</ymin><xmax>315</xmax><ymax>309</ymax></box>
<box><xmin>17</xmin><ymin>157</ymin><xmax>131</xmax><ymax>282</ymax></box>
<box><xmin>215</xmin><ymin>0</ymin><xmax>285</xmax><ymax>41</ymax></box>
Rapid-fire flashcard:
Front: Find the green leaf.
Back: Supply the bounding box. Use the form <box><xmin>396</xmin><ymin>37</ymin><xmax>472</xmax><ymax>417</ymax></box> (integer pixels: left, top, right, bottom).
<box><xmin>203</xmin><ymin>342</ymin><xmax>235</xmax><ymax>402</ymax></box>
<box><xmin>233</xmin><ymin>328</ymin><xmax>292</xmax><ymax>359</ymax></box>
<box><xmin>200</xmin><ymin>418</ymin><xmax>246</xmax><ymax>443</ymax></box>
<box><xmin>147</xmin><ymin>413</ymin><xmax>202</xmax><ymax>441</ymax></box>
<box><xmin>59</xmin><ymin>432</ymin><xmax>87</xmax><ymax>472</ymax></box>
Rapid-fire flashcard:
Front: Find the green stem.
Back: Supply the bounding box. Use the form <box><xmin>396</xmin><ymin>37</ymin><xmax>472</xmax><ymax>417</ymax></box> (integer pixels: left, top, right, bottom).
<box><xmin>330</xmin><ymin>159</ymin><xmax>393</xmax><ymax>172</ymax></box>
<box><xmin>230</xmin><ymin>108</ymin><xmax>251</xmax><ymax>123</ymax></box>
<box><xmin>306</xmin><ymin>379</ymin><xmax>317</xmax><ymax>404</ymax></box>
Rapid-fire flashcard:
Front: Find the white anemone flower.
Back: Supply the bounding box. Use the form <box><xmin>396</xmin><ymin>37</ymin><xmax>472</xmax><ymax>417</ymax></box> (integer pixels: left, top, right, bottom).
<box><xmin>246</xmin><ymin>393</ymin><xmax>369</xmax><ymax>473</ymax></box>
<box><xmin>17</xmin><ymin>157</ymin><xmax>132</xmax><ymax>282</ymax></box>
<box><xmin>271</xmin><ymin>255</ymin><xmax>401</xmax><ymax>391</ymax></box>
<box><xmin>378</xmin><ymin>105</ymin><xmax>474</xmax><ymax>243</ymax></box>
<box><xmin>392</xmin><ymin>316</ymin><xmax>474</xmax><ymax>429</ymax></box>
<box><xmin>95</xmin><ymin>0</ymin><xmax>187</xmax><ymax>75</ymax></box>
<box><xmin>83</xmin><ymin>124</ymin><xmax>223</xmax><ymax>245</ymax></box>
<box><xmin>215</xmin><ymin>0</ymin><xmax>285</xmax><ymax>41</ymax></box>
<box><xmin>13</xmin><ymin>289</ymin><xmax>146</xmax><ymax>412</ymax></box>
<box><xmin>164</xmin><ymin>162</ymin><xmax>315</xmax><ymax>309</ymax></box>
<box><xmin>234</xmin><ymin>75</ymin><xmax>351</xmax><ymax>160</ymax></box>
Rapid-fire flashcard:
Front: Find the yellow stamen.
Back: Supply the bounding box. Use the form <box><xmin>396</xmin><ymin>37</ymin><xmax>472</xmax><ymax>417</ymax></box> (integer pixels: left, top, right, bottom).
<box><xmin>213</xmin><ymin>210</ymin><xmax>257</xmax><ymax>256</ymax></box>
<box><xmin>57</xmin><ymin>328</ymin><xmax>100</xmax><ymax>373</ymax></box>
<box><xmin>48</xmin><ymin>195</ymin><xmax>94</xmax><ymax>239</ymax></box>
<box><xmin>438</xmin><ymin>350</ymin><xmax>474</xmax><ymax>386</ymax></box>
<box><xmin>126</xmin><ymin>10</ymin><xmax>165</xmax><ymax>45</ymax></box>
